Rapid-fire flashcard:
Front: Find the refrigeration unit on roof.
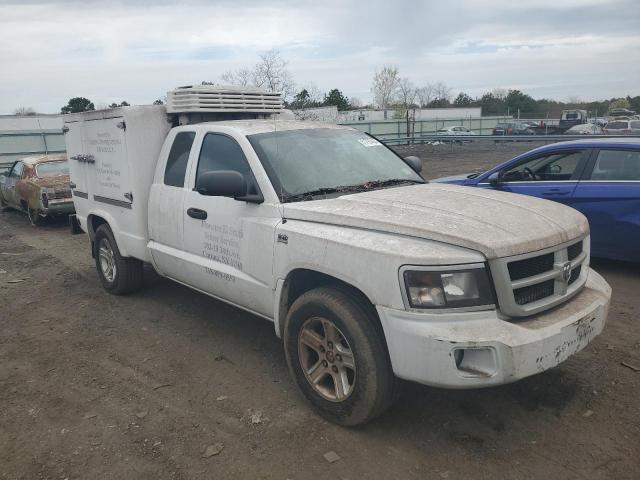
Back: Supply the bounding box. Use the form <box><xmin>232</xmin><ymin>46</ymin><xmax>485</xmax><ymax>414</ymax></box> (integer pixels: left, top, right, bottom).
<box><xmin>166</xmin><ymin>85</ymin><xmax>283</xmax><ymax>115</ymax></box>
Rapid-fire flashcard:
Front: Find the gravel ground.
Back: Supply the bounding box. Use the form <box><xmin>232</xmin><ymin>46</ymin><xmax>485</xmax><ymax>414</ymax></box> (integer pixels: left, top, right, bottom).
<box><xmin>1</xmin><ymin>144</ymin><xmax>639</xmax><ymax>480</ymax></box>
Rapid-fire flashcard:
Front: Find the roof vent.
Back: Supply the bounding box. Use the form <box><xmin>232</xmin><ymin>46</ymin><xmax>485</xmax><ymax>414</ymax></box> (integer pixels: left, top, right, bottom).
<box><xmin>166</xmin><ymin>85</ymin><xmax>283</xmax><ymax>114</ymax></box>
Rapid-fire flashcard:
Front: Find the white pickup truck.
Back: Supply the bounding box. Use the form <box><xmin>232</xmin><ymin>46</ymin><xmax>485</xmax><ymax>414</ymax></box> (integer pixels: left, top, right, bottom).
<box><xmin>64</xmin><ymin>86</ymin><xmax>611</xmax><ymax>426</ymax></box>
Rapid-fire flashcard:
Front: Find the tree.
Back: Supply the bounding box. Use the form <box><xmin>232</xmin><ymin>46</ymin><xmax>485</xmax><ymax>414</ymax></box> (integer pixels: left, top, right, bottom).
<box><xmin>415</xmin><ymin>85</ymin><xmax>434</xmax><ymax>108</ymax></box>
<box><xmin>396</xmin><ymin>78</ymin><xmax>418</xmax><ymax>136</ymax></box>
<box><xmin>610</xmin><ymin>98</ymin><xmax>630</xmax><ymax>110</ymax></box>
<box><xmin>371</xmin><ymin>65</ymin><xmax>400</xmax><ymax>109</ymax></box>
<box><xmin>453</xmin><ymin>92</ymin><xmax>474</xmax><ymax>106</ymax></box>
<box><xmin>627</xmin><ymin>96</ymin><xmax>640</xmax><ymax>113</ymax></box>
<box><xmin>290</xmin><ymin>87</ymin><xmax>323</xmax><ymax>110</ymax></box>
<box><xmin>109</xmin><ymin>101</ymin><xmax>130</xmax><ymax>108</ymax></box>
<box><xmin>61</xmin><ymin>97</ymin><xmax>95</xmax><ymax>114</ymax></box>
<box><xmin>505</xmin><ymin>89</ymin><xmax>536</xmax><ymax>116</ymax></box>
<box><xmin>13</xmin><ymin>106</ymin><xmax>36</xmax><ymax>116</ymax></box>
<box><xmin>323</xmin><ymin>89</ymin><xmax>350</xmax><ymax>111</ymax></box>
<box><xmin>153</xmin><ymin>99</ymin><xmax>165</xmax><ymax>105</ymax></box>
<box><xmin>217</xmin><ymin>49</ymin><xmax>295</xmax><ymax>101</ymax></box>
<box><xmin>220</xmin><ymin>68</ymin><xmax>253</xmax><ymax>87</ymax></box>
<box><xmin>349</xmin><ymin>97</ymin><xmax>364</xmax><ymax>109</ymax></box>
<box><xmin>479</xmin><ymin>92</ymin><xmax>506</xmax><ymax>115</ymax></box>
<box><xmin>430</xmin><ymin>82</ymin><xmax>452</xmax><ymax>105</ymax></box>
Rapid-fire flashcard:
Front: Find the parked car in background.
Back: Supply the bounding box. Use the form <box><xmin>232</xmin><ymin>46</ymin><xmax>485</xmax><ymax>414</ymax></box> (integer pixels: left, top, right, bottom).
<box><xmin>436</xmin><ymin>126</ymin><xmax>476</xmax><ymax>136</ymax></box>
<box><xmin>432</xmin><ymin>139</ymin><xmax>640</xmax><ymax>263</ymax></box>
<box><xmin>492</xmin><ymin>122</ymin><xmax>535</xmax><ymax>135</ymax></box>
<box><xmin>608</xmin><ymin>108</ymin><xmax>636</xmax><ymax>118</ymax></box>
<box><xmin>603</xmin><ymin>119</ymin><xmax>640</xmax><ymax>135</ymax></box>
<box><xmin>565</xmin><ymin>123</ymin><xmax>604</xmax><ymax>135</ymax></box>
<box><xmin>0</xmin><ymin>154</ymin><xmax>74</xmax><ymax>225</ymax></box>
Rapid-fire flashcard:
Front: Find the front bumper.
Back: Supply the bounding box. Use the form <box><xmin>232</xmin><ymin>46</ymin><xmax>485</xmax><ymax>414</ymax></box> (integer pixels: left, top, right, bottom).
<box><xmin>377</xmin><ymin>268</ymin><xmax>611</xmax><ymax>388</ymax></box>
<box><xmin>43</xmin><ymin>199</ymin><xmax>75</xmax><ymax>216</ymax></box>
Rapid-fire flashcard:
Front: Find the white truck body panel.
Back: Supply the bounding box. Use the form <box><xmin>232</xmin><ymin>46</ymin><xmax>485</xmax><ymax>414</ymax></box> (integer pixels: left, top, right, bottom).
<box><xmin>64</xmin><ymin>106</ymin><xmax>171</xmax><ymax>261</ymax></box>
<box><xmin>63</xmin><ymin>106</ymin><xmax>611</xmax><ymax>392</ymax></box>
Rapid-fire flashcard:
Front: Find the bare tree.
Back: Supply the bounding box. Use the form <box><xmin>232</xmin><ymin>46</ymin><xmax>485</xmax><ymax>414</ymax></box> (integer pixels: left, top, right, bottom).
<box><xmin>415</xmin><ymin>85</ymin><xmax>434</xmax><ymax>108</ymax></box>
<box><xmin>220</xmin><ymin>67</ymin><xmax>253</xmax><ymax>87</ymax></box>
<box><xmin>349</xmin><ymin>97</ymin><xmax>364</xmax><ymax>109</ymax></box>
<box><xmin>492</xmin><ymin>88</ymin><xmax>508</xmax><ymax>100</ymax></box>
<box><xmin>432</xmin><ymin>82</ymin><xmax>452</xmax><ymax>103</ymax></box>
<box><xmin>13</xmin><ymin>106</ymin><xmax>36</xmax><ymax>116</ymax></box>
<box><xmin>217</xmin><ymin>49</ymin><xmax>295</xmax><ymax>101</ymax></box>
<box><xmin>371</xmin><ymin>65</ymin><xmax>400</xmax><ymax>109</ymax></box>
<box><xmin>397</xmin><ymin>78</ymin><xmax>418</xmax><ymax>138</ymax></box>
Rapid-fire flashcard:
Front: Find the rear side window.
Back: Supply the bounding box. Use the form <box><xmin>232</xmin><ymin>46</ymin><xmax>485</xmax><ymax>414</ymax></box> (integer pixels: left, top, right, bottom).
<box><xmin>590</xmin><ymin>150</ymin><xmax>640</xmax><ymax>181</ymax></box>
<box><xmin>164</xmin><ymin>131</ymin><xmax>196</xmax><ymax>187</ymax></box>
<box><xmin>10</xmin><ymin>162</ymin><xmax>24</xmax><ymax>178</ymax></box>
<box><xmin>631</xmin><ymin>121</ymin><xmax>640</xmax><ymax>129</ymax></box>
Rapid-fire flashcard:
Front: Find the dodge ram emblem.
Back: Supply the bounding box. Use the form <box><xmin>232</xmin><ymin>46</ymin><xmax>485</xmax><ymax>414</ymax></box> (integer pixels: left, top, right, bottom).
<box><xmin>562</xmin><ymin>262</ymin><xmax>572</xmax><ymax>283</ymax></box>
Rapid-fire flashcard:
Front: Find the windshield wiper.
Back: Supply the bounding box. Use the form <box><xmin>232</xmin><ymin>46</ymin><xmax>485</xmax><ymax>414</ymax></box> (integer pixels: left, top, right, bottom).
<box><xmin>281</xmin><ymin>179</ymin><xmax>424</xmax><ymax>203</ymax></box>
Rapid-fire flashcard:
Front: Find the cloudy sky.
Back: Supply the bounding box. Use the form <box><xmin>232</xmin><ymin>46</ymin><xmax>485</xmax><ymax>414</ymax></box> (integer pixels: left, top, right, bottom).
<box><xmin>1</xmin><ymin>0</ymin><xmax>639</xmax><ymax>114</ymax></box>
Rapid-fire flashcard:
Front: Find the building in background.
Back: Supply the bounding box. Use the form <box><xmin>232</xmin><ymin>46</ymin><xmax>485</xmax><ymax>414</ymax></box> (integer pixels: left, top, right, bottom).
<box><xmin>0</xmin><ymin>115</ymin><xmax>65</xmax><ymax>171</ymax></box>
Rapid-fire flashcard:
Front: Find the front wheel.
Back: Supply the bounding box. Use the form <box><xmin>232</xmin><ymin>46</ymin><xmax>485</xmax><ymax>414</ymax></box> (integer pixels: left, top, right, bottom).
<box><xmin>93</xmin><ymin>224</ymin><xmax>143</xmax><ymax>295</ymax></box>
<box><xmin>284</xmin><ymin>287</ymin><xmax>399</xmax><ymax>426</ymax></box>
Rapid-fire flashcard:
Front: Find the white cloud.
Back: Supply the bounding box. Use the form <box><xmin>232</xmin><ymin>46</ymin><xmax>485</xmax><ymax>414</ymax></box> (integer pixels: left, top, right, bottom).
<box><xmin>0</xmin><ymin>0</ymin><xmax>638</xmax><ymax>113</ymax></box>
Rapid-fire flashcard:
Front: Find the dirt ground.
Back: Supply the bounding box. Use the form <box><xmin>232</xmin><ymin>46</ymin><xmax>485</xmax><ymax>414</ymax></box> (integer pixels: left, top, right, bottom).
<box><xmin>1</xmin><ymin>144</ymin><xmax>639</xmax><ymax>480</ymax></box>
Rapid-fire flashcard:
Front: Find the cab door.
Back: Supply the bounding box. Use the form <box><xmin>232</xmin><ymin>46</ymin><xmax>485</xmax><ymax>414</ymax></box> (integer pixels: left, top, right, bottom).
<box><xmin>180</xmin><ymin>132</ymin><xmax>279</xmax><ymax>318</ymax></box>
<box><xmin>571</xmin><ymin>148</ymin><xmax>640</xmax><ymax>262</ymax></box>
<box><xmin>147</xmin><ymin>129</ymin><xmax>198</xmax><ymax>279</ymax></box>
<box><xmin>1</xmin><ymin>161</ymin><xmax>23</xmax><ymax>207</ymax></box>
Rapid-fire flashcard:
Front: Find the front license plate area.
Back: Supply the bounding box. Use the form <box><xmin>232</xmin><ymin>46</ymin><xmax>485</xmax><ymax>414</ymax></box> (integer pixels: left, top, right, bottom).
<box><xmin>554</xmin><ymin>312</ymin><xmax>599</xmax><ymax>364</ymax></box>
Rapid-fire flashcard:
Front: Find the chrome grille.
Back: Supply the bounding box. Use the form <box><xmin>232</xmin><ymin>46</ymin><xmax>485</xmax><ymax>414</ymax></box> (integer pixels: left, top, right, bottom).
<box><xmin>489</xmin><ymin>237</ymin><xmax>589</xmax><ymax>317</ymax></box>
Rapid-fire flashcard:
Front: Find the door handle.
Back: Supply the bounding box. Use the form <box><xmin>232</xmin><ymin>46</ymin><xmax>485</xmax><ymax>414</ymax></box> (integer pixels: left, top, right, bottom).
<box><xmin>542</xmin><ymin>189</ymin><xmax>569</xmax><ymax>196</ymax></box>
<box><xmin>187</xmin><ymin>207</ymin><xmax>207</xmax><ymax>220</ymax></box>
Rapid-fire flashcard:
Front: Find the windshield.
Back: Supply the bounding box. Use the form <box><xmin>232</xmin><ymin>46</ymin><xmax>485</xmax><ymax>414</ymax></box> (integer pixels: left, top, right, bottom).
<box><xmin>247</xmin><ymin>128</ymin><xmax>423</xmax><ymax>199</ymax></box>
<box><xmin>35</xmin><ymin>161</ymin><xmax>69</xmax><ymax>177</ymax></box>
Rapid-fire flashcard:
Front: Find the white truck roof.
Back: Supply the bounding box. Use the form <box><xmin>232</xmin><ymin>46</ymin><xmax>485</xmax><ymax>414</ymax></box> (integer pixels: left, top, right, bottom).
<box><xmin>192</xmin><ymin>119</ymin><xmax>350</xmax><ymax>136</ymax></box>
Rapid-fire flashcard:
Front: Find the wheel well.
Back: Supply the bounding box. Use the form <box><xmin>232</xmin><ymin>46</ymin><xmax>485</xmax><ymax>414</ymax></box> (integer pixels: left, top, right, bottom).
<box><xmin>278</xmin><ymin>269</ymin><xmax>383</xmax><ymax>340</ymax></box>
<box><xmin>88</xmin><ymin>215</ymin><xmax>108</xmax><ymax>238</ymax></box>
<box><xmin>87</xmin><ymin>215</ymin><xmax>108</xmax><ymax>257</ymax></box>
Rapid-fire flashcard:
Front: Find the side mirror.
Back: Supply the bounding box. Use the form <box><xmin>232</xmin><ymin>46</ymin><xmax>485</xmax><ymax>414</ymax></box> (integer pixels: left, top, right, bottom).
<box><xmin>487</xmin><ymin>171</ymin><xmax>502</xmax><ymax>186</ymax></box>
<box><xmin>404</xmin><ymin>156</ymin><xmax>423</xmax><ymax>174</ymax></box>
<box><xmin>196</xmin><ymin>170</ymin><xmax>247</xmax><ymax>198</ymax></box>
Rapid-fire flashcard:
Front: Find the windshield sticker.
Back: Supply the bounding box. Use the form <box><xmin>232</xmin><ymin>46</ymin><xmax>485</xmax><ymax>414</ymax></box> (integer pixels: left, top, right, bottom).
<box><xmin>357</xmin><ymin>137</ymin><xmax>382</xmax><ymax>147</ymax></box>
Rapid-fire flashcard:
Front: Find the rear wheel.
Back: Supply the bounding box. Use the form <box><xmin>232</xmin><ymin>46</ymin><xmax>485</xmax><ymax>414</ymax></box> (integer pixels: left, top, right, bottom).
<box><xmin>93</xmin><ymin>224</ymin><xmax>143</xmax><ymax>294</ymax></box>
<box><xmin>284</xmin><ymin>287</ymin><xmax>398</xmax><ymax>426</ymax></box>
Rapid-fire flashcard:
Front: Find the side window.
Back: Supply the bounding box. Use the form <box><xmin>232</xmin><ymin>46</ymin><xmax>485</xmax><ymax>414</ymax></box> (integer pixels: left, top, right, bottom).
<box><xmin>164</xmin><ymin>131</ymin><xmax>195</xmax><ymax>187</ymax></box>
<box><xmin>502</xmin><ymin>151</ymin><xmax>584</xmax><ymax>182</ymax></box>
<box><xmin>10</xmin><ymin>162</ymin><xmax>24</xmax><ymax>178</ymax></box>
<box><xmin>590</xmin><ymin>150</ymin><xmax>640</xmax><ymax>181</ymax></box>
<box><xmin>196</xmin><ymin>134</ymin><xmax>258</xmax><ymax>194</ymax></box>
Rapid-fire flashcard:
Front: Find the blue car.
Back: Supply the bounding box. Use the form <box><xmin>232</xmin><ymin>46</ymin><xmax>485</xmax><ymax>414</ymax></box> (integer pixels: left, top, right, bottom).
<box><xmin>433</xmin><ymin>138</ymin><xmax>640</xmax><ymax>263</ymax></box>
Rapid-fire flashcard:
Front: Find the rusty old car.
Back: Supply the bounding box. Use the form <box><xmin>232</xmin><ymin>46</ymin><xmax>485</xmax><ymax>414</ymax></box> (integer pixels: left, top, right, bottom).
<box><xmin>0</xmin><ymin>154</ymin><xmax>74</xmax><ymax>225</ymax></box>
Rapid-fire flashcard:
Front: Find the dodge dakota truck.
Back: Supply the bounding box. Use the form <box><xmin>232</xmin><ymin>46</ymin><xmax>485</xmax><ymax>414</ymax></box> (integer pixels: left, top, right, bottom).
<box><xmin>63</xmin><ymin>86</ymin><xmax>611</xmax><ymax>426</ymax></box>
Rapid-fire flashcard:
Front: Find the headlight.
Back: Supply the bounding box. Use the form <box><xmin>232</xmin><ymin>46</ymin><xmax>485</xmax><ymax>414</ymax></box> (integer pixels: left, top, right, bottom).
<box><xmin>403</xmin><ymin>267</ymin><xmax>495</xmax><ymax>309</ymax></box>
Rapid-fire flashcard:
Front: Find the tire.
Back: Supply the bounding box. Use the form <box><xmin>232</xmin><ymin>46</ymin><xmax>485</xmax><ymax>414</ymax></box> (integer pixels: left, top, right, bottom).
<box><xmin>284</xmin><ymin>287</ymin><xmax>398</xmax><ymax>426</ymax></box>
<box><xmin>93</xmin><ymin>224</ymin><xmax>143</xmax><ymax>295</ymax></box>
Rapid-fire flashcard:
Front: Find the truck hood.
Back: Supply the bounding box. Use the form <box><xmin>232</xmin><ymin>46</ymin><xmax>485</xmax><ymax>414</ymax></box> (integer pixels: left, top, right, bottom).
<box><xmin>282</xmin><ymin>183</ymin><xmax>589</xmax><ymax>259</ymax></box>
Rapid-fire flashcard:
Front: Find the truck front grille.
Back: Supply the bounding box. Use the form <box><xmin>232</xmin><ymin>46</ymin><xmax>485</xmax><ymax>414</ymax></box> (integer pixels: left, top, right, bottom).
<box><xmin>508</xmin><ymin>253</ymin><xmax>554</xmax><ymax>281</ymax></box>
<box><xmin>489</xmin><ymin>237</ymin><xmax>589</xmax><ymax>317</ymax></box>
<box><xmin>514</xmin><ymin>280</ymin><xmax>555</xmax><ymax>305</ymax></box>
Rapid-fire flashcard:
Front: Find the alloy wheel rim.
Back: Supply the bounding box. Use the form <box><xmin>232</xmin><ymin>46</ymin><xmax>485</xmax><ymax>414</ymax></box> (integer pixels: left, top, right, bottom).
<box><xmin>98</xmin><ymin>238</ymin><xmax>116</xmax><ymax>283</ymax></box>
<box><xmin>298</xmin><ymin>317</ymin><xmax>356</xmax><ymax>402</ymax></box>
